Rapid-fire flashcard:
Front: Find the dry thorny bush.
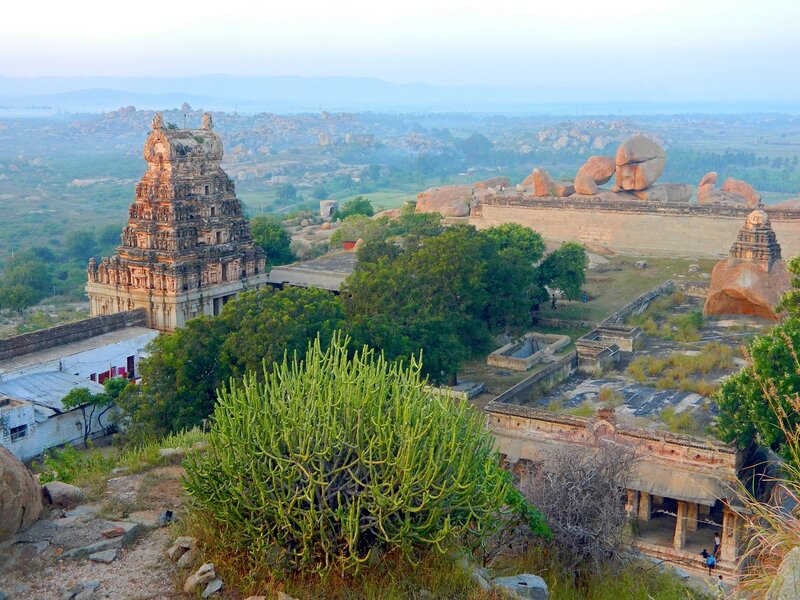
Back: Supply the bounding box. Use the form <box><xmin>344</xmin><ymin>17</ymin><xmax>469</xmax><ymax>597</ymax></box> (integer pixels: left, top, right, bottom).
<box><xmin>513</xmin><ymin>438</ymin><xmax>637</xmax><ymax>578</ymax></box>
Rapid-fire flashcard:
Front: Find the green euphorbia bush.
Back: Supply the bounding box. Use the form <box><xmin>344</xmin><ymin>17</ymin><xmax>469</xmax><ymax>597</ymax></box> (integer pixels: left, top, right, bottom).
<box><xmin>183</xmin><ymin>334</ymin><xmax>514</xmax><ymax>574</ymax></box>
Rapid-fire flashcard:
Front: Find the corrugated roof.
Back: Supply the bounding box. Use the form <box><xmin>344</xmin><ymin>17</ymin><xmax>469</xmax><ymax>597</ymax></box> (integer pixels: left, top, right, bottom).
<box><xmin>0</xmin><ymin>371</ymin><xmax>105</xmax><ymax>413</ymax></box>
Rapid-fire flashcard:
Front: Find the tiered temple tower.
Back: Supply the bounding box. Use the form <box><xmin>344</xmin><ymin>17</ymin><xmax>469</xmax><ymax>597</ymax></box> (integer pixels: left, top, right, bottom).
<box><xmin>704</xmin><ymin>206</ymin><xmax>791</xmax><ymax>321</ymax></box>
<box><xmin>87</xmin><ymin>112</ymin><xmax>268</xmax><ymax>331</ymax></box>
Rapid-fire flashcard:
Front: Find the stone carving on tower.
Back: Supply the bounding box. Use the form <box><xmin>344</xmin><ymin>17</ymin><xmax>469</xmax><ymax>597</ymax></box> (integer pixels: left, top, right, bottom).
<box><xmin>704</xmin><ymin>206</ymin><xmax>791</xmax><ymax>321</ymax></box>
<box><xmin>86</xmin><ymin>112</ymin><xmax>268</xmax><ymax>331</ymax></box>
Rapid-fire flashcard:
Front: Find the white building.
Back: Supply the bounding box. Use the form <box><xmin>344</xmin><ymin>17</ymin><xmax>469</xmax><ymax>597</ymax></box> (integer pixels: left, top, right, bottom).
<box><xmin>0</xmin><ymin>310</ymin><xmax>158</xmax><ymax>460</ymax></box>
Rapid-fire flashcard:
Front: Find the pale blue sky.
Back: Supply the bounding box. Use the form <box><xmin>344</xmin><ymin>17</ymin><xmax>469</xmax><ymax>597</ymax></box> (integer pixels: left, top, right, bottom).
<box><xmin>1</xmin><ymin>0</ymin><xmax>798</xmax><ymax>99</ymax></box>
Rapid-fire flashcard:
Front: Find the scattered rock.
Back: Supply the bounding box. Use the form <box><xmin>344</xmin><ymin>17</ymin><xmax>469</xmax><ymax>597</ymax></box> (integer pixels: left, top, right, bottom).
<box><xmin>184</xmin><ymin>562</ymin><xmax>216</xmax><ymax>593</ymax></box>
<box><xmin>614</xmin><ymin>135</ymin><xmax>665</xmax><ymax>191</ymax></box>
<box><xmin>158</xmin><ymin>447</ymin><xmax>185</xmax><ymax>461</ymax></box>
<box><xmin>89</xmin><ymin>549</ymin><xmax>117</xmax><ymax>564</ymax></box>
<box><xmin>471</xmin><ymin>570</ymin><xmax>491</xmax><ymax>591</ymax></box>
<box><xmin>174</xmin><ymin>536</ymin><xmax>197</xmax><ymax>549</ymax></box>
<box><xmin>493</xmin><ymin>574</ymin><xmax>549</xmax><ymax>599</ymax></box>
<box><xmin>44</xmin><ymin>481</ymin><xmax>86</xmax><ymax>509</ymax></box>
<box><xmin>633</xmin><ymin>183</ymin><xmax>693</xmax><ymax>203</ymax></box>
<box><xmin>721</xmin><ymin>177</ymin><xmax>761</xmax><ymax>206</ymax></box>
<box><xmin>0</xmin><ymin>446</ymin><xmax>43</xmax><ymax>540</ymax></box>
<box><xmin>101</xmin><ymin>526</ymin><xmax>125</xmax><ymax>538</ymax></box>
<box><xmin>552</xmin><ymin>181</ymin><xmax>575</xmax><ymax>197</ymax></box>
<box><xmin>573</xmin><ymin>172</ymin><xmax>598</xmax><ymax>195</ymax></box>
<box><xmin>300</xmin><ymin>218</ymin><xmax>310</xmax><ymax>227</ymax></box>
<box><xmin>176</xmin><ymin>546</ymin><xmax>197</xmax><ymax>568</ymax></box>
<box><xmin>688</xmin><ymin>264</ymin><xmax>699</xmax><ymax>273</ymax></box>
<box><xmin>474</xmin><ymin>176</ymin><xmax>510</xmax><ymax>190</ymax></box>
<box><xmin>576</xmin><ymin>155</ymin><xmax>615</xmax><ymax>185</ymax></box>
<box><xmin>156</xmin><ymin>509</ymin><xmax>175</xmax><ymax>527</ymax></box>
<box><xmin>636</xmin><ymin>260</ymin><xmax>648</xmax><ymax>269</ymax></box>
<box><xmin>60</xmin><ymin>522</ymin><xmax>141</xmax><ymax>559</ymax></box>
<box><xmin>321</xmin><ymin>222</ymin><xmax>331</xmax><ymax>230</ymax></box>
<box><xmin>277</xmin><ymin>593</ymin><xmax>298</xmax><ymax>600</ymax></box>
<box><xmin>202</xmin><ymin>578</ymin><xmax>224</xmax><ymax>598</ymax></box>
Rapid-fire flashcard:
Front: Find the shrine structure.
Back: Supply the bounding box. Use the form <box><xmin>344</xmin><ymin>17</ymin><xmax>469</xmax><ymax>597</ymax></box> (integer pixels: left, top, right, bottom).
<box><xmin>86</xmin><ymin>113</ymin><xmax>268</xmax><ymax>331</ymax></box>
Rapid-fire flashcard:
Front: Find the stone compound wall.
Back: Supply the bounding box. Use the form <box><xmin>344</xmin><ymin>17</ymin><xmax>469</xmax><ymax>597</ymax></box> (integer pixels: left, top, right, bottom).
<box><xmin>471</xmin><ymin>196</ymin><xmax>800</xmax><ymax>259</ymax></box>
<box><xmin>601</xmin><ymin>280</ymin><xmax>675</xmax><ymax>325</ymax></box>
<box><xmin>0</xmin><ymin>310</ymin><xmax>148</xmax><ymax>361</ymax></box>
<box><xmin>492</xmin><ymin>352</ymin><xmax>577</xmax><ymax>406</ymax></box>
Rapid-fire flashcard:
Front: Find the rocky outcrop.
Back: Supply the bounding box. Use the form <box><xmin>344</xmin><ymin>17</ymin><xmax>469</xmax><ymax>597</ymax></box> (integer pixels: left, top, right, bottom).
<box><xmin>530</xmin><ymin>168</ymin><xmax>553</xmax><ymax>196</ymax></box>
<box><xmin>493</xmin><ymin>574</ymin><xmax>549</xmax><ymax>599</ymax></box>
<box><xmin>721</xmin><ymin>177</ymin><xmax>761</xmax><ymax>206</ymax></box>
<box><xmin>474</xmin><ymin>176</ymin><xmax>510</xmax><ymax>190</ymax></box>
<box><xmin>0</xmin><ymin>446</ymin><xmax>43</xmax><ymax>540</ymax></box>
<box><xmin>699</xmin><ymin>171</ymin><xmax>718</xmax><ymax>186</ymax></box>
<box><xmin>415</xmin><ymin>185</ymin><xmax>472</xmax><ymax>217</ymax></box>
<box><xmin>574</xmin><ymin>173</ymin><xmax>598</xmax><ymax>195</ymax></box>
<box><xmin>704</xmin><ymin>208</ymin><xmax>791</xmax><ymax>321</ymax></box>
<box><xmin>633</xmin><ymin>183</ymin><xmax>694</xmax><ymax>203</ymax></box>
<box><xmin>613</xmin><ymin>135</ymin><xmax>666</xmax><ymax>191</ymax></box>
<box><xmin>697</xmin><ymin>172</ymin><xmax>718</xmax><ymax>203</ymax></box>
<box><xmin>44</xmin><ymin>481</ymin><xmax>86</xmax><ymax>508</ymax></box>
<box><xmin>698</xmin><ymin>189</ymin><xmax>749</xmax><ymax>206</ymax></box>
<box><xmin>552</xmin><ymin>181</ymin><xmax>575</xmax><ymax>197</ymax></box>
<box><xmin>577</xmin><ymin>155</ymin><xmax>615</xmax><ymax>185</ymax></box>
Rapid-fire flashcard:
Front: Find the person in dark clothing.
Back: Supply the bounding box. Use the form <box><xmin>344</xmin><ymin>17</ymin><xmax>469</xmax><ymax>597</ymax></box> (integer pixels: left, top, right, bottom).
<box><xmin>551</xmin><ymin>294</ymin><xmax>557</xmax><ymax>309</ymax></box>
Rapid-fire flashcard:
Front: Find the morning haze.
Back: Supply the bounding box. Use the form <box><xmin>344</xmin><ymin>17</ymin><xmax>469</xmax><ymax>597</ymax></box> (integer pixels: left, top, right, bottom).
<box><xmin>1</xmin><ymin>1</ymin><xmax>800</xmax><ymax>599</ymax></box>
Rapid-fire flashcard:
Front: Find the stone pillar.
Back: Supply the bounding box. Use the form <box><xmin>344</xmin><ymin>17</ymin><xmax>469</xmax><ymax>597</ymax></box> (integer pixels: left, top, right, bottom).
<box><xmin>638</xmin><ymin>491</ymin><xmax>651</xmax><ymax>522</ymax></box>
<box><xmin>698</xmin><ymin>503</ymin><xmax>710</xmax><ymax>517</ymax></box>
<box><xmin>687</xmin><ymin>502</ymin><xmax>698</xmax><ymax>533</ymax></box>
<box><xmin>721</xmin><ymin>505</ymin><xmax>742</xmax><ymax>563</ymax></box>
<box><xmin>673</xmin><ymin>500</ymin><xmax>688</xmax><ymax>551</ymax></box>
<box><xmin>626</xmin><ymin>489</ymin><xmax>639</xmax><ymax>518</ymax></box>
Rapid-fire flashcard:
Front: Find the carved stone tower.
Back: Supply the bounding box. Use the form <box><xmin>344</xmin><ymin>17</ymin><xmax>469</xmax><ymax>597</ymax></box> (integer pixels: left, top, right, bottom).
<box><xmin>86</xmin><ymin>112</ymin><xmax>268</xmax><ymax>331</ymax></box>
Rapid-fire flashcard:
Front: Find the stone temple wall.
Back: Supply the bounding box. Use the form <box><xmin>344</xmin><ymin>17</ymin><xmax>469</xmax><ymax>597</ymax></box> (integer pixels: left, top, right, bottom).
<box><xmin>470</xmin><ymin>197</ymin><xmax>800</xmax><ymax>259</ymax></box>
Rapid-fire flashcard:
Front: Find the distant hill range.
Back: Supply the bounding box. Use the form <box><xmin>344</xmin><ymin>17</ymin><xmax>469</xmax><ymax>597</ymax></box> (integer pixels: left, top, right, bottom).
<box><xmin>1</xmin><ymin>75</ymin><xmax>799</xmax><ymax>116</ymax></box>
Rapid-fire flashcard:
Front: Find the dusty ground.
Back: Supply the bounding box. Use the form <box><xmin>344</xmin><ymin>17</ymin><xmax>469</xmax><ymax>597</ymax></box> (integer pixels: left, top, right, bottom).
<box><xmin>0</xmin><ymin>466</ymin><xmax>188</xmax><ymax>600</ymax></box>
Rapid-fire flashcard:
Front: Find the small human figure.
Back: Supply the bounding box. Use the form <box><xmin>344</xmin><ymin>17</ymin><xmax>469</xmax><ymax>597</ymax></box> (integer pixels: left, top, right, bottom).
<box><xmin>713</xmin><ymin>532</ymin><xmax>721</xmax><ymax>558</ymax></box>
<box><xmin>581</xmin><ymin>291</ymin><xmax>588</xmax><ymax>303</ymax></box>
<box><xmin>706</xmin><ymin>553</ymin><xmax>717</xmax><ymax>575</ymax></box>
<box><xmin>716</xmin><ymin>575</ymin><xmax>724</xmax><ymax>597</ymax></box>
<box><xmin>551</xmin><ymin>294</ymin><xmax>557</xmax><ymax>309</ymax></box>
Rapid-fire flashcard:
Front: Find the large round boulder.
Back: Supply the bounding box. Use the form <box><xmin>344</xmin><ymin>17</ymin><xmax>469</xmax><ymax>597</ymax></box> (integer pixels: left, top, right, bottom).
<box><xmin>721</xmin><ymin>177</ymin><xmax>761</xmax><ymax>206</ymax></box>
<box><xmin>0</xmin><ymin>445</ymin><xmax>43</xmax><ymax>540</ymax></box>
<box><xmin>614</xmin><ymin>135</ymin><xmax>666</xmax><ymax>191</ymax></box>
<box><xmin>576</xmin><ymin>155</ymin><xmax>615</xmax><ymax>185</ymax></box>
<box><xmin>574</xmin><ymin>172</ymin><xmax>598</xmax><ymax>195</ymax></box>
<box><xmin>415</xmin><ymin>185</ymin><xmax>473</xmax><ymax>217</ymax></box>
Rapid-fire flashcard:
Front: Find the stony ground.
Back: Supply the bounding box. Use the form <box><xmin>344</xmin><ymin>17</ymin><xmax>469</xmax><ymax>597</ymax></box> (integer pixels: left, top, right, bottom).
<box><xmin>0</xmin><ymin>466</ymin><xmax>188</xmax><ymax>600</ymax></box>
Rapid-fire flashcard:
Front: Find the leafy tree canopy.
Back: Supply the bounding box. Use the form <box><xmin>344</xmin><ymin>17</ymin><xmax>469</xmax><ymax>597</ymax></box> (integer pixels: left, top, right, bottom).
<box><xmin>333</xmin><ymin>195</ymin><xmax>374</xmax><ymax>220</ymax></box>
<box><xmin>538</xmin><ymin>241</ymin><xmax>588</xmax><ymax>301</ymax></box>
<box><xmin>250</xmin><ymin>216</ymin><xmax>296</xmax><ymax>266</ymax></box>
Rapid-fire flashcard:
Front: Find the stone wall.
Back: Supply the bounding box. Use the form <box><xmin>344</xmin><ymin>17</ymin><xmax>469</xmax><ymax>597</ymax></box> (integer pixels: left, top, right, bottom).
<box><xmin>471</xmin><ymin>197</ymin><xmax>800</xmax><ymax>259</ymax></box>
<box><xmin>492</xmin><ymin>351</ymin><xmax>577</xmax><ymax>406</ymax></box>
<box><xmin>601</xmin><ymin>280</ymin><xmax>675</xmax><ymax>325</ymax></box>
<box><xmin>0</xmin><ymin>310</ymin><xmax>148</xmax><ymax>361</ymax></box>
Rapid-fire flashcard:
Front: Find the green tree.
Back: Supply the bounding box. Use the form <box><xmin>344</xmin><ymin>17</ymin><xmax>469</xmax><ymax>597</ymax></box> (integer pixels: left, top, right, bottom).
<box><xmin>275</xmin><ymin>183</ymin><xmax>297</xmax><ymax>203</ymax></box>
<box><xmin>456</xmin><ymin>133</ymin><xmax>493</xmax><ymax>162</ymax></box>
<box><xmin>0</xmin><ymin>251</ymin><xmax>53</xmax><ymax>311</ymax></box>
<box><xmin>117</xmin><ymin>317</ymin><xmax>231</xmax><ymax>438</ymax></box>
<box><xmin>482</xmin><ymin>223</ymin><xmax>545</xmax><ymax>263</ymax></box>
<box><xmin>0</xmin><ymin>284</ymin><xmax>41</xmax><ymax>313</ymax></box>
<box><xmin>778</xmin><ymin>256</ymin><xmax>800</xmax><ymax>316</ymax></box>
<box><xmin>715</xmin><ymin>316</ymin><xmax>800</xmax><ymax>457</ymax></box>
<box><xmin>538</xmin><ymin>241</ymin><xmax>588</xmax><ymax>301</ymax></box>
<box><xmin>311</xmin><ymin>184</ymin><xmax>329</xmax><ymax>200</ymax></box>
<box><xmin>333</xmin><ymin>195</ymin><xmax>374</xmax><ymax>220</ymax></box>
<box><xmin>219</xmin><ymin>287</ymin><xmax>346</xmax><ymax>378</ymax></box>
<box><xmin>183</xmin><ymin>334</ymin><xmax>527</xmax><ymax>575</ymax></box>
<box><xmin>65</xmin><ymin>229</ymin><xmax>97</xmax><ymax>259</ymax></box>
<box><xmin>61</xmin><ymin>377</ymin><xmax>129</xmax><ymax>447</ymax></box>
<box><xmin>250</xmin><ymin>216</ymin><xmax>296</xmax><ymax>265</ymax></box>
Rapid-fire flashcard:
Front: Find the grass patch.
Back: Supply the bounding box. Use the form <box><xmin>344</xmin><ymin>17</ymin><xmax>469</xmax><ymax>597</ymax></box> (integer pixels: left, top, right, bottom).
<box><xmin>33</xmin><ymin>427</ymin><xmax>207</xmax><ymax>496</ymax></box>
<box><xmin>567</xmin><ymin>401</ymin><xmax>596</xmax><ymax>417</ymax></box>
<box><xmin>660</xmin><ymin>406</ymin><xmax>704</xmax><ymax>435</ymax></box>
<box><xmin>628</xmin><ymin>292</ymin><xmax>704</xmax><ymax>341</ymax></box>
<box><xmin>626</xmin><ymin>342</ymin><xmax>734</xmax><ymax>396</ymax></box>
<box><xmin>597</xmin><ymin>386</ymin><xmax>623</xmax><ymax>407</ymax></box>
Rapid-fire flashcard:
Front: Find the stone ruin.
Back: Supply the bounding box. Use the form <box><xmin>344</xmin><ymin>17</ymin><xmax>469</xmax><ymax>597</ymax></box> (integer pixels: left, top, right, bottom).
<box><xmin>704</xmin><ymin>207</ymin><xmax>792</xmax><ymax>321</ymax></box>
<box><xmin>487</xmin><ymin>332</ymin><xmax>571</xmax><ymax>371</ymax></box>
<box><xmin>414</xmin><ymin>134</ymin><xmax>764</xmax><ymax>215</ymax></box>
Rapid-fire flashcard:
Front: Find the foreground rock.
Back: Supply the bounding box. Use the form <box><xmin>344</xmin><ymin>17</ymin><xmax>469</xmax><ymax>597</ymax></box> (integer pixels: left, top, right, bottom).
<box><xmin>577</xmin><ymin>155</ymin><xmax>615</xmax><ymax>185</ymax></box>
<box><xmin>574</xmin><ymin>172</ymin><xmax>598</xmax><ymax>195</ymax></box>
<box><xmin>493</xmin><ymin>574</ymin><xmax>549</xmax><ymax>599</ymax></box>
<box><xmin>614</xmin><ymin>135</ymin><xmax>665</xmax><ymax>191</ymax></box>
<box><xmin>704</xmin><ymin>208</ymin><xmax>791</xmax><ymax>321</ymax></box>
<box><xmin>633</xmin><ymin>183</ymin><xmax>694</xmax><ymax>203</ymax></box>
<box><xmin>184</xmin><ymin>562</ymin><xmax>216</xmax><ymax>593</ymax></box>
<box><xmin>44</xmin><ymin>481</ymin><xmax>86</xmax><ymax>509</ymax></box>
<box><xmin>0</xmin><ymin>445</ymin><xmax>43</xmax><ymax>540</ymax></box>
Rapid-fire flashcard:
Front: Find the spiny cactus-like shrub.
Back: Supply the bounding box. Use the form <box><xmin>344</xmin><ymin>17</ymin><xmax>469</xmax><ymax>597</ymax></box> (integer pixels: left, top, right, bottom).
<box><xmin>183</xmin><ymin>334</ymin><xmax>511</xmax><ymax>574</ymax></box>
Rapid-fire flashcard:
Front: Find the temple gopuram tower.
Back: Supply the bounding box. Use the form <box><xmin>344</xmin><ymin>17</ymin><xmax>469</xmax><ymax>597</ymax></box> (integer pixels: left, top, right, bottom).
<box><xmin>704</xmin><ymin>206</ymin><xmax>791</xmax><ymax>321</ymax></box>
<box><xmin>86</xmin><ymin>112</ymin><xmax>268</xmax><ymax>331</ymax></box>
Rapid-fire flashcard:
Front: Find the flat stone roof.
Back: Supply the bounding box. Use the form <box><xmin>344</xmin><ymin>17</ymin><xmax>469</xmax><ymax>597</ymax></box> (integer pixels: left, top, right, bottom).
<box><xmin>0</xmin><ymin>327</ymin><xmax>158</xmax><ymax>375</ymax></box>
<box><xmin>266</xmin><ymin>251</ymin><xmax>358</xmax><ymax>292</ymax></box>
